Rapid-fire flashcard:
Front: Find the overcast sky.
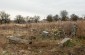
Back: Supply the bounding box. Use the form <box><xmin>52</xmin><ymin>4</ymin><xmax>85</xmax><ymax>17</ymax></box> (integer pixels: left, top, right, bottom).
<box><xmin>0</xmin><ymin>0</ymin><xmax>85</xmax><ymax>19</ymax></box>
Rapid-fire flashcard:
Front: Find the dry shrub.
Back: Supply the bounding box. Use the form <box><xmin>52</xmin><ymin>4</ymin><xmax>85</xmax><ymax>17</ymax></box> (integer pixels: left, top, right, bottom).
<box><xmin>0</xmin><ymin>21</ymin><xmax>85</xmax><ymax>38</ymax></box>
<box><xmin>61</xmin><ymin>21</ymin><xmax>74</xmax><ymax>36</ymax></box>
<box><xmin>76</xmin><ymin>21</ymin><xmax>85</xmax><ymax>37</ymax></box>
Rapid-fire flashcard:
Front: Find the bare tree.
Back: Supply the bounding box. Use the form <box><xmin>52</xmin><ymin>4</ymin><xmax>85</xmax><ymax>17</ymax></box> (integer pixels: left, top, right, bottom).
<box><xmin>70</xmin><ymin>14</ymin><xmax>79</xmax><ymax>21</ymax></box>
<box><xmin>60</xmin><ymin>10</ymin><xmax>68</xmax><ymax>21</ymax></box>
<box><xmin>33</xmin><ymin>16</ymin><xmax>40</xmax><ymax>23</ymax></box>
<box><xmin>53</xmin><ymin>14</ymin><xmax>59</xmax><ymax>21</ymax></box>
<box><xmin>14</xmin><ymin>15</ymin><xmax>26</xmax><ymax>24</ymax></box>
<box><xmin>0</xmin><ymin>11</ymin><xmax>10</xmax><ymax>24</ymax></box>
<box><xmin>46</xmin><ymin>14</ymin><xmax>53</xmax><ymax>22</ymax></box>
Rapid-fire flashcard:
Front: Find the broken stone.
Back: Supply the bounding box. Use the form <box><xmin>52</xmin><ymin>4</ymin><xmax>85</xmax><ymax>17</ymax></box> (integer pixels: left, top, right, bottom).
<box><xmin>2</xmin><ymin>51</ymin><xmax>7</xmax><ymax>54</ymax></box>
<box><xmin>59</xmin><ymin>38</ymin><xmax>74</xmax><ymax>47</ymax></box>
<box><xmin>43</xmin><ymin>31</ymin><xmax>49</xmax><ymax>34</ymax></box>
<box><xmin>60</xmin><ymin>38</ymin><xmax>71</xmax><ymax>44</ymax></box>
<box><xmin>58</xmin><ymin>38</ymin><xmax>71</xmax><ymax>44</ymax></box>
<box><xmin>7</xmin><ymin>36</ymin><xmax>29</xmax><ymax>45</ymax></box>
<box><xmin>2</xmin><ymin>50</ymin><xmax>11</xmax><ymax>55</ymax></box>
<box><xmin>42</xmin><ymin>31</ymin><xmax>49</xmax><ymax>37</ymax></box>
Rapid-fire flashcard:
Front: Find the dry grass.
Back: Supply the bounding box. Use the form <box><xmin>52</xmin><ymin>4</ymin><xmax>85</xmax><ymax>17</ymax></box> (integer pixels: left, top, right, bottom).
<box><xmin>0</xmin><ymin>21</ymin><xmax>85</xmax><ymax>55</ymax></box>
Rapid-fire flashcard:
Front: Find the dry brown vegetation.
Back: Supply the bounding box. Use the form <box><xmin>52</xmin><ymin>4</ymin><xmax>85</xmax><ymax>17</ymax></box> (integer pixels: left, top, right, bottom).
<box><xmin>0</xmin><ymin>21</ymin><xmax>85</xmax><ymax>55</ymax></box>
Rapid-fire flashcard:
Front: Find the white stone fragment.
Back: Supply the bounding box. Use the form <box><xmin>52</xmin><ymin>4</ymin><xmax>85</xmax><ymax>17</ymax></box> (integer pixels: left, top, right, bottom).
<box><xmin>43</xmin><ymin>31</ymin><xmax>49</xmax><ymax>34</ymax></box>
<box><xmin>59</xmin><ymin>38</ymin><xmax>71</xmax><ymax>44</ymax></box>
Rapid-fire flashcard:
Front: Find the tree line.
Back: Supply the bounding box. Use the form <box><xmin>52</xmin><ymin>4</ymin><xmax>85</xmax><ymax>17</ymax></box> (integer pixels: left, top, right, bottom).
<box><xmin>0</xmin><ymin>10</ymin><xmax>85</xmax><ymax>24</ymax></box>
<box><xmin>46</xmin><ymin>10</ymin><xmax>85</xmax><ymax>22</ymax></box>
<box><xmin>0</xmin><ymin>11</ymin><xmax>40</xmax><ymax>24</ymax></box>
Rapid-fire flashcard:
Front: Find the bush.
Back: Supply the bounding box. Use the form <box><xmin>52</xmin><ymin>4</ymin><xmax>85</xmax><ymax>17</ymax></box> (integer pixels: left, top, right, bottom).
<box><xmin>52</xmin><ymin>28</ymin><xmax>66</xmax><ymax>40</ymax></box>
<box><xmin>46</xmin><ymin>14</ymin><xmax>53</xmax><ymax>22</ymax></box>
<box><xmin>14</xmin><ymin>15</ymin><xmax>26</xmax><ymax>24</ymax></box>
<box><xmin>70</xmin><ymin>14</ymin><xmax>79</xmax><ymax>21</ymax></box>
